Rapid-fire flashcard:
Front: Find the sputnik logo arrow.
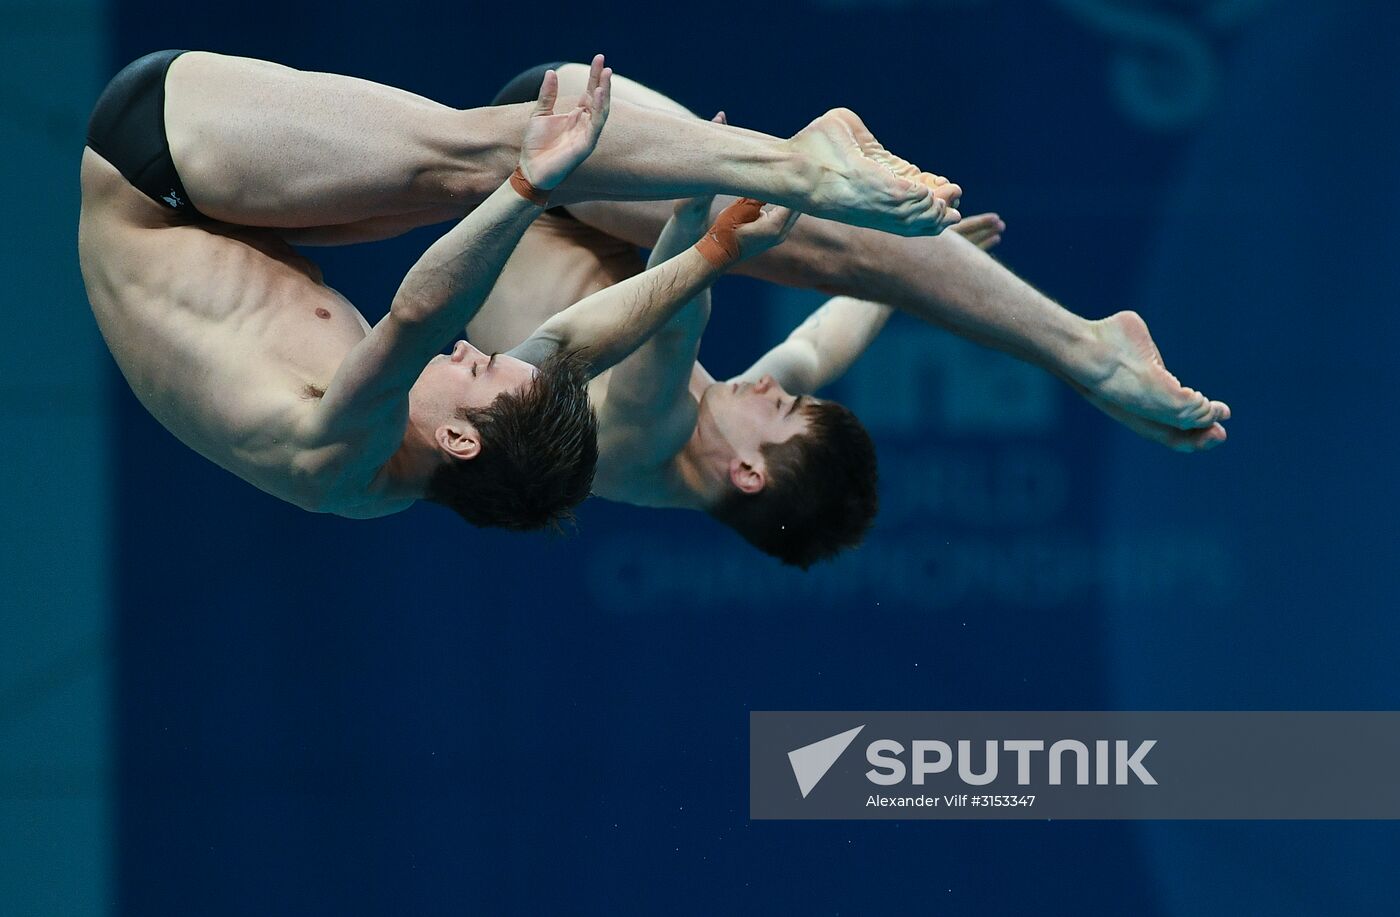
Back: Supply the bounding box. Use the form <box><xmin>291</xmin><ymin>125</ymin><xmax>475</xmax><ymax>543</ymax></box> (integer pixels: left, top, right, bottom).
<box><xmin>787</xmin><ymin>725</ymin><xmax>865</xmax><ymax>798</ymax></box>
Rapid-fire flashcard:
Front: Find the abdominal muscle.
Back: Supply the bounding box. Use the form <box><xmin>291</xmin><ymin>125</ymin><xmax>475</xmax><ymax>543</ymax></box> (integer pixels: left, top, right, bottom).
<box><xmin>80</xmin><ymin>150</ymin><xmax>380</xmax><ymax>509</ymax></box>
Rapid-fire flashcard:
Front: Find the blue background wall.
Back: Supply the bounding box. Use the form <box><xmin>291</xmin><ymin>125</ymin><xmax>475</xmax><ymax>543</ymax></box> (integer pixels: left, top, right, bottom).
<box><xmin>85</xmin><ymin>0</ymin><xmax>1400</xmax><ymax>914</ymax></box>
<box><xmin>1</xmin><ymin>3</ymin><xmax>110</xmax><ymax>913</ymax></box>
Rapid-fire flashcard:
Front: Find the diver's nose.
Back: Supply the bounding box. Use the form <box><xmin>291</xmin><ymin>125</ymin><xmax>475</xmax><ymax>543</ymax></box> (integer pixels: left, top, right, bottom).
<box><xmin>449</xmin><ymin>341</ymin><xmax>469</xmax><ymax>362</ymax></box>
<box><xmin>754</xmin><ymin>374</ymin><xmax>776</xmax><ymax>393</ymax></box>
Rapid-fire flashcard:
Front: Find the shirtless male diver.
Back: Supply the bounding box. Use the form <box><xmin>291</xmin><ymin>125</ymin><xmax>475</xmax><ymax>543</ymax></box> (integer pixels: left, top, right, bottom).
<box><xmin>471</xmin><ymin>181</ymin><xmax>1005</xmax><ymax>565</ymax></box>
<box><xmin>458</xmin><ymin>65</ymin><xmax>1232</xmax><ymax>565</ymax></box>
<box><xmin>79</xmin><ymin>52</ymin><xmax>958</xmax><ymax>528</ymax></box>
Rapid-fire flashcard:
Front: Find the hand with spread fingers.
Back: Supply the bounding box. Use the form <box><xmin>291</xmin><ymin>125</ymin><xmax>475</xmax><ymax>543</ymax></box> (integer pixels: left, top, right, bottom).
<box><xmin>518</xmin><ymin>54</ymin><xmax>613</xmax><ymax>193</ymax></box>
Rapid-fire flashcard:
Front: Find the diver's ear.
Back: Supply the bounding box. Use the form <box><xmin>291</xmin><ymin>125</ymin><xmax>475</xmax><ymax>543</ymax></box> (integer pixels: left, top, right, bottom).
<box><xmin>435</xmin><ymin>421</ymin><xmax>481</xmax><ymax>461</ymax></box>
<box><xmin>729</xmin><ymin>457</ymin><xmax>766</xmax><ymax>495</ymax></box>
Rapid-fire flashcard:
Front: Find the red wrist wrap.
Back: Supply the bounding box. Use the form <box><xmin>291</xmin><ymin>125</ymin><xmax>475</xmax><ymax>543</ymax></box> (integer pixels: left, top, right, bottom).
<box><xmin>694</xmin><ymin>198</ymin><xmax>764</xmax><ymax>267</ymax></box>
<box><xmin>509</xmin><ymin>166</ymin><xmax>550</xmax><ymax>207</ymax></box>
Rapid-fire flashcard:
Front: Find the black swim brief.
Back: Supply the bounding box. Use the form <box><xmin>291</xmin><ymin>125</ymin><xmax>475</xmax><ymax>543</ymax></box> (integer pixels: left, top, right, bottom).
<box><xmin>491</xmin><ymin>61</ymin><xmax>576</xmax><ymax>221</ymax></box>
<box><xmin>87</xmin><ymin>49</ymin><xmax>204</xmax><ymax>219</ymax></box>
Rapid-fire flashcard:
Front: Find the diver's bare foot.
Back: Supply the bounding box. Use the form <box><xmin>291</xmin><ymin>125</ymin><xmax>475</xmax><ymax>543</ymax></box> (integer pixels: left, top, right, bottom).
<box><xmin>952</xmin><ymin>212</ymin><xmax>1004</xmax><ymax>250</ymax></box>
<box><xmin>826</xmin><ymin>108</ymin><xmax>964</xmax><ymax>213</ymax></box>
<box><xmin>788</xmin><ymin>108</ymin><xmax>960</xmax><ymax>236</ymax></box>
<box><xmin>1072</xmin><ymin>311</ymin><xmax>1231</xmax><ymax>451</ymax></box>
<box><xmin>1077</xmin><ymin>383</ymin><xmax>1228</xmax><ymax>452</ymax></box>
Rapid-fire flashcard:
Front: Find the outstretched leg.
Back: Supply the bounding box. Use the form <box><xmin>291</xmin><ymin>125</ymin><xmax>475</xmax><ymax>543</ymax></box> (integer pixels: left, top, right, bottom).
<box><xmin>553</xmin><ymin>65</ymin><xmax>1229</xmax><ymax>450</ymax></box>
<box><xmin>163</xmin><ymin>52</ymin><xmax>487</xmax><ymax>227</ymax></box>
<box><xmin>160</xmin><ymin>52</ymin><xmax>956</xmax><ymax>235</ymax></box>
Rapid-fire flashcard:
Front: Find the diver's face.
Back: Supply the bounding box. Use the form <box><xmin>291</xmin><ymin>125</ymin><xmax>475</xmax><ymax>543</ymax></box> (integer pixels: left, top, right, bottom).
<box><xmin>410</xmin><ymin>341</ymin><xmax>538</xmax><ymax>462</ymax></box>
<box><xmin>424</xmin><ymin>340</ymin><xmax>537</xmax><ymax>411</ymax></box>
<box><xmin>704</xmin><ymin>374</ymin><xmax>814</xmax><ymax>458</ymax></box>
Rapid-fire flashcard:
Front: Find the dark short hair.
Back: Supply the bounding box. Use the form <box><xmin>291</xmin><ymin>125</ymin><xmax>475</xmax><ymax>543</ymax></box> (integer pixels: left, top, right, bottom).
<box><xmin>425</xmin><ymin>351</ymin><xmax>598</xmax><ymax>531</ymax></box>
<box><xmin>708</xmin><ymin>400</ymin><xmax>878</xmax><ymax>568</ymax></box>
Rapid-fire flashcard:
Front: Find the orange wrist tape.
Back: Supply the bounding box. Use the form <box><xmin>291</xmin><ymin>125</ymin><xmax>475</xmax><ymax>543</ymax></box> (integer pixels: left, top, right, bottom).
<box><xmin>694</xmin><ymin>198</ymin><xmax>764</xmax><ymax>267</ymax></box>
<box><xmin>509</xmin><ymin>166</ymin><xmax>550</xmax><ymax>207</ymax></box>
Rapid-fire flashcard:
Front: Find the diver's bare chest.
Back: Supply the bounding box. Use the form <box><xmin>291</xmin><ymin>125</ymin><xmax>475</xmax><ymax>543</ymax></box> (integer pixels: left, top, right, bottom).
<box><xmin>257</xmin><ymin>291</ymin><xmax>370</xmax><ymax>379</ymax></box>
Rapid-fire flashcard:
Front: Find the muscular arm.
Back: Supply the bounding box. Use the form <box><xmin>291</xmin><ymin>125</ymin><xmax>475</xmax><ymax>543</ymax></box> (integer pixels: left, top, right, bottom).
<box><xmin>639</xmin><ymin>193</ymin><xmax>719</xmax><ymax>340</ymax></box>
<box><xmin>515</xmin><ymin>197</ymin><xmax>796</xmax><ymax>388</ymax></box>
<box><xmin>510</xmin><ymin>246</ymin><xmax>722</xmax><ymax>376</ymax></box>
<box><xmin>736</xmin><ymin>296</ymin><xmax>894</xmax><ymax>394</ymax></box>
<box><xmin>316</xmin><ymin>67</ymin><xmax>614</xmax><ymax>444</ymax></box>
<box><xmin>594</xmin><ymin>199</ymin><xmax>718</xmax><ymax>430</ymax></box>
<box><xmin>313</xmin><ymin>179</ymin><xmax>545</xmax><ymax>436</ymax></box>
